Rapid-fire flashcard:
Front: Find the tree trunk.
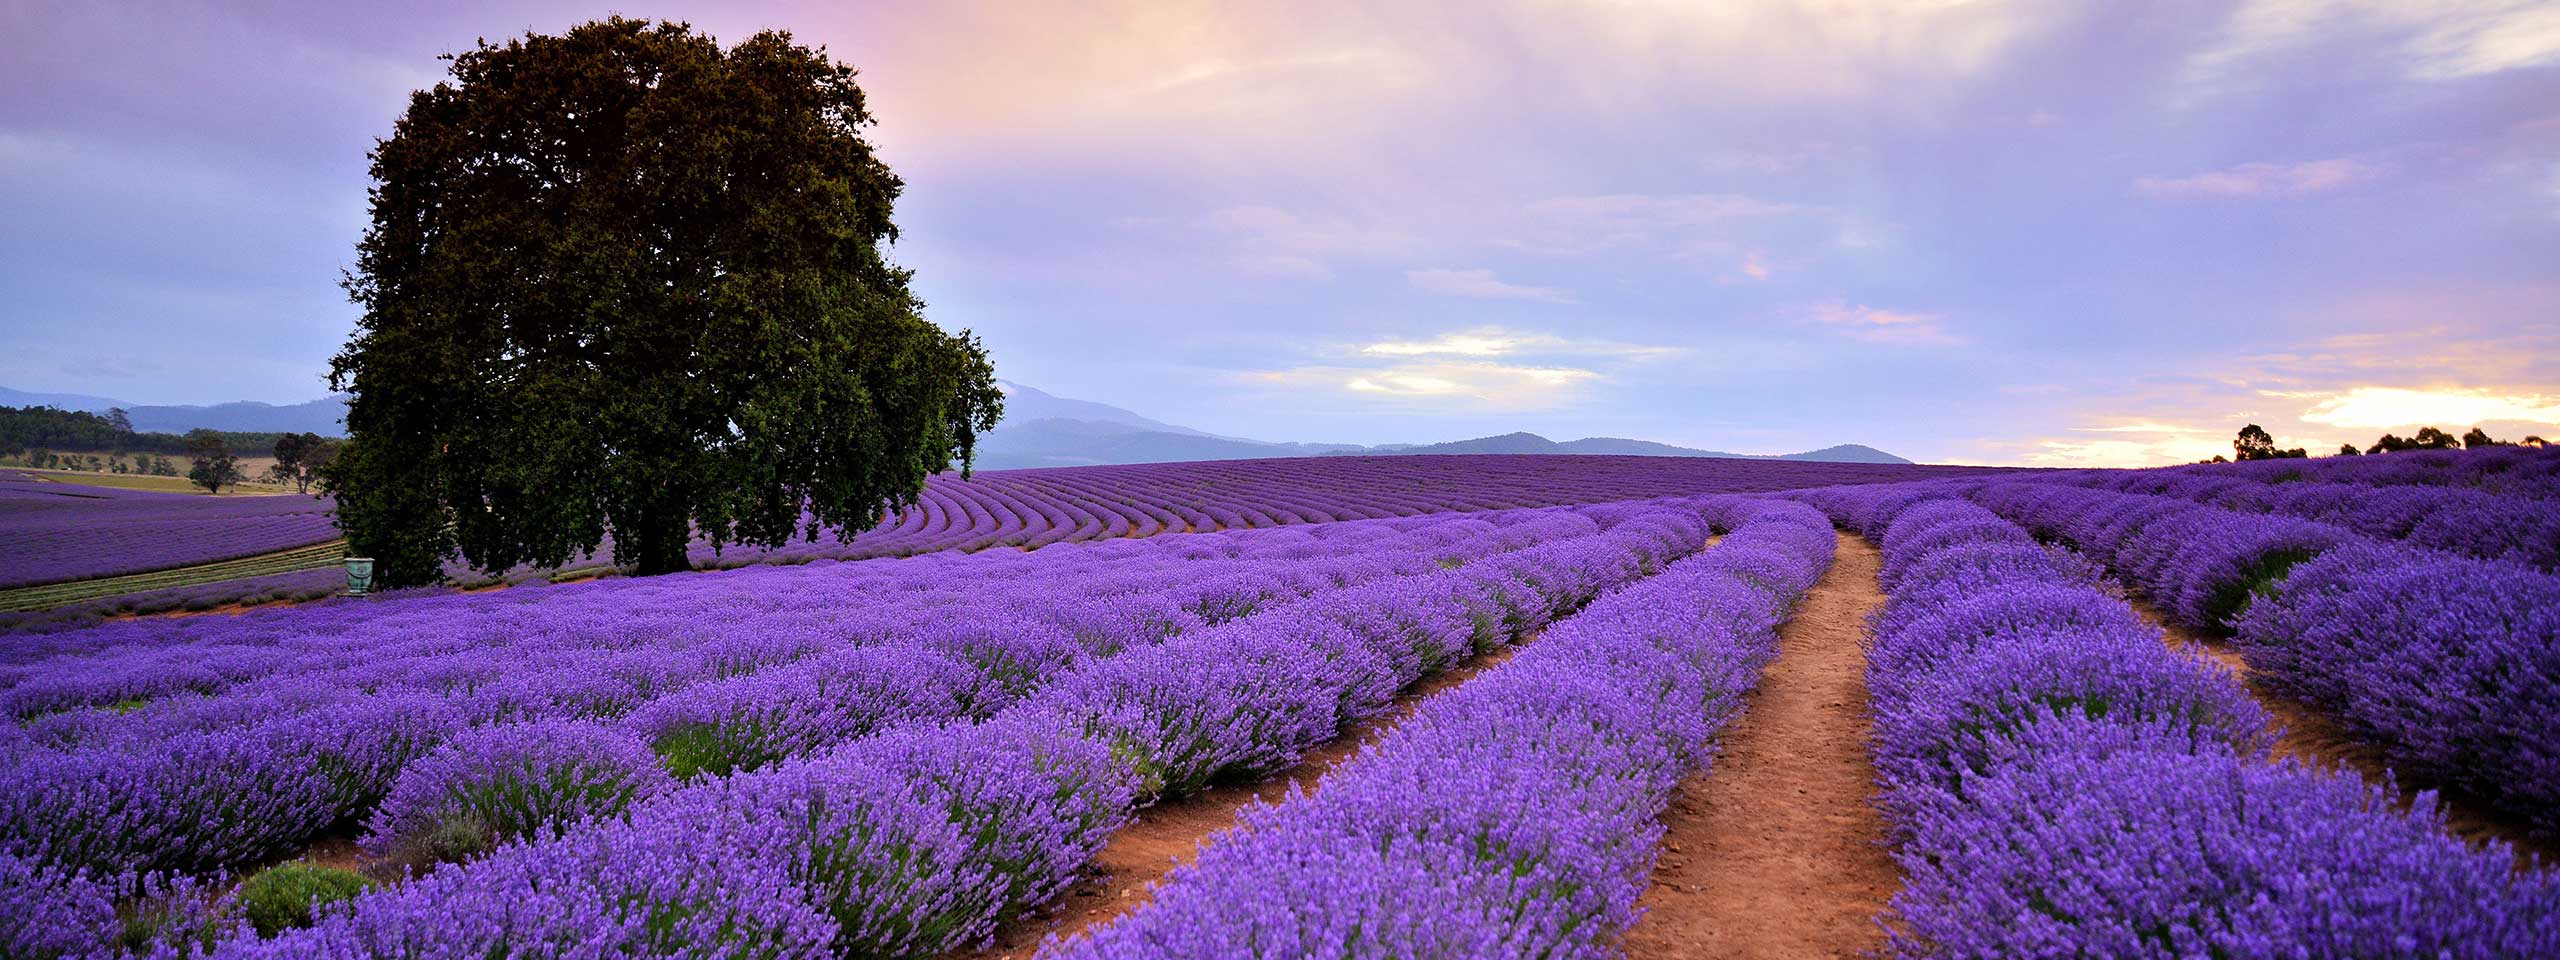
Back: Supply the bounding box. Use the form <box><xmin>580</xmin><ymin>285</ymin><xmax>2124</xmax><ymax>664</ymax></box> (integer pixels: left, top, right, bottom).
<box><xmin>629</xmin><ymin>504</ymin><xmax>692</xmax><ymax>576</ymax></box>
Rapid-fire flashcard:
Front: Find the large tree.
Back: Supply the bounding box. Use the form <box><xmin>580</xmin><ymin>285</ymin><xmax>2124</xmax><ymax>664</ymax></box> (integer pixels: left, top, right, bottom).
<box><xmin>327</xmin><ymin>18</ymin><xmax>1001</xmax><ymax>586</ymax></box>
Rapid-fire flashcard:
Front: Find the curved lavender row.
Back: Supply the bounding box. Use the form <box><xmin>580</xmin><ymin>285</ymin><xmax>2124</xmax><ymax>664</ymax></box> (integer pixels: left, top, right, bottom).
<box><xmin>1966</xmin><ymin>480</ymin><xmax>2560</xmax><ymax>834</ymax></box>
<box><xmin>2033</xmin><ymin>465</ymin><xmax>2560</xmax><ymax>572</ymax></box>
<box><xmin>177</xmin><ymin>502</ymin><xmax>1726</xmax><ymax>958</ymax></box>
<box><xmin>4</xmin><ymin>455</ymin><xmax>1995</xmax><ymax>627</ymax></box>
<box><xmin>2</xmin><ymin>511</ymin><xmax>1597</xmax><ymax>753</ymax></box>
<box><xmin>1</xmin><ymin>510</ymin><xmax>1623</xmax><ymax>879</ymax></box>
<box><xmin>1039</xmin><ymin>499</ymin><xmax>1835</xmax><ymax>959</ymax></box>
<box><xmin>1836</xmin><ymin>491</ymin><xmax>2557</xmax><ymax>956</ymax></box>
<box><xmin>2053</xmin><ymin>444</ymin><xmax>2560</xmax><ymax>500</ymax></box>
<box><xmin>0</xmin><ymin>489</ymin><xmax>340</xmax><ymax>589</ymax></box>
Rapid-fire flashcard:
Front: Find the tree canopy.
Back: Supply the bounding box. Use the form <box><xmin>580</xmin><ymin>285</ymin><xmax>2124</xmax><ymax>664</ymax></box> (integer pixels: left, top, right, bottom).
<box><xmin>2232</xmin><ymin>424</ymin><xmax>2306</xmax><ymax>461</ymax></box>
<box><xmin>327</xmin><ymin>18</ymin><xmax>1001</xmax><ymax>586</ymax></box>
<box><xmin>270</xmin><ymin>433</ymin><xmax>337</xmax><ymax>495</ymax></box>
<box><xmin>184</xmin><ymin>429</ymin><xmax>241</xmax><ymax>494</ymax></box>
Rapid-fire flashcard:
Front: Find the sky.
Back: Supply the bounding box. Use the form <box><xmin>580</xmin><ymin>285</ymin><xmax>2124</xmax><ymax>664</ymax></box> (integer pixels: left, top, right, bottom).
<box><xmin>3</xmin><ymin>0</ymin><xmax>2558</xmax><ymax>465</ymax></box>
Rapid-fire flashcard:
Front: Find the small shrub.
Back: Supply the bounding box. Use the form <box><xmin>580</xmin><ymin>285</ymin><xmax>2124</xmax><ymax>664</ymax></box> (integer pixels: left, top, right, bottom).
<box><xmin>363</xmin><ymin>720</ymin><xmax>671</xmax><ymax>871</ymax></box>
<box><xmin>234</xmin><ymin>863</ymin><xmax>370</xmax><ymax>936</ymax></box>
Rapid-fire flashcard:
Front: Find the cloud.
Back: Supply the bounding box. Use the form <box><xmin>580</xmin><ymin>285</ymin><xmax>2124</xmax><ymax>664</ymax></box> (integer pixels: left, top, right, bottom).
<box><xmin>2180</xmin><ymin>0</ymin><xmax>2560</xmax><ymax>96</ymax></box>
<box><xmin>1739</xmin><ymin>252</ymin><xmax>1773</xmax><ymax>281</ymax></box>
<box><xmin>2288</xmin><ymin>386</ymin><xmax>2560</xmax><ymax>429</ymax></box>
<box><xmin>2133</xmin><ymin>158</ymin><xmax>2378</xmax><ymax>199</ymax></box>
<box><xmin>1802</xmin><ymin>301</ymin><xmax>1957</xmax><ymax>344</ymax></box>
<box><xmin>1511</xmin><ymin>193</ymin><xmax>1801</xmax><ymax>256</ymax></box>
<box><xmin>1196</xmin><ymin>204</ymin><xmax>1414</xmax><ymax>279</ymax></box>
<box><xmin>1355</xmin><ymin>326</ymin><xmax>1682</xmax><ymax>360</ymax></box>
<box><xmin>1246</xmin><ymin>361</ymin><xmax>1602</xmax><ymax>412</ymax></box>
<box><xmin>1404</xmin><ymin>268</ymin><xmax>1575</xmax><ymax>304</ymax></box>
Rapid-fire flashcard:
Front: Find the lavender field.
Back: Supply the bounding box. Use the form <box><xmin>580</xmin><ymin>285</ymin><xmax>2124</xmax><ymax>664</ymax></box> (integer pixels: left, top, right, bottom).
<box><xmin>2</xmin><ymin>449</ymin><xmax>2556</xmax><ymax>957</ymax></box>
<box><xmin>0</xmin><ymin>454</ymin><xmax>1993</xmax><ymax>628</ymax></box>
<box><xmin>0</xmin><ymin>473</ymin><xmax>338</xmax><ymax>591</ymax></box>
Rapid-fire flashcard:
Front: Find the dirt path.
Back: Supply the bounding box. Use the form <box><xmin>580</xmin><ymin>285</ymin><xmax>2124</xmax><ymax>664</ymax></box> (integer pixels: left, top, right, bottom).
<box><xmin>957</xmin><ymin>646</ymin><xmax>1521</xmax><ymax>960</ymax></box>
<box><xmin>1623</xmin><ymin>532</ymin><xmax>1897</xmax><ymax>960</ymax></box>
<box><xmin>2139</xmin><ymin>606</ymin><xmax>2555</xmax><ymax>866</ymax></box>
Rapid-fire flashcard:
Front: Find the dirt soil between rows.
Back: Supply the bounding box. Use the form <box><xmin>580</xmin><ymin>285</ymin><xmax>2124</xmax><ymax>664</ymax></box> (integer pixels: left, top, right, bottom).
<box><xmin>954</xmin><ymin>645</ymin><xmax>1523</xmax><ymax>960</ymax></box>
<box><xmin>2140</xmin><ymin>606</ymin><xmax>2556</xmax><ymax>868</ymax></box>
<box><xmin>1622</xmin><ymin>531</ymin><xmax>1898</xmax><ymax>959</ymax></box>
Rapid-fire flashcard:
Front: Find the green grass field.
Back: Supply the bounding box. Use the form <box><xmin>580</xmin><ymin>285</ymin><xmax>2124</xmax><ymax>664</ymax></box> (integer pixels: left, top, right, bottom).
<box><xmin>12</xmin><ymin>466</ymin><xmax>298</xmax><ymax>496</ymax></box>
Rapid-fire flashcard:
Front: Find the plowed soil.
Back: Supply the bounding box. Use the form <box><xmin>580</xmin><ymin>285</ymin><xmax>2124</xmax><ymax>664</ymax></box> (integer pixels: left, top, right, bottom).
<box><xmin>1623</xmin><ymin>532</ymin><xmax>1898</xmax><ymax>959</ymax></box>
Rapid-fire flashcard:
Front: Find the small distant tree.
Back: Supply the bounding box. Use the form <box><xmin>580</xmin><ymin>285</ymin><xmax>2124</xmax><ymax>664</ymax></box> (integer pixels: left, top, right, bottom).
<box><xmin>2525</xmin><ymin>436</ymin><xmax>2550</xmax><ymax>448</ymax></box>
<box><xmin>270</xmin><ymin>432</ymin><xmax>336</xmax><ymax>495</ymax></box>
<box><xmin>2233</xmin><ymin>424</ymin><xmax>2278</xmax><ymax>461</ymax></box>
<box><xmin>184</xmin><ymin>428</ymin><xmax>241</xmax><ymax>494</ymax></box>
<box><xmin>2368</xmin><ymin>433</ymin><xmax>2409</xmax><ymax>454</ymax></box>
<box><xmin>2336</xmin><ymin>443</ymin><xmax>2360</xmax><ymax>456</ymax></box>
<box><xmin>105</xmin><ymin>407</ymin><xmax>132</xmax><ymax>434</ymax></box>
<box><xmin>2412</xmin><ymin>426</ymin><xmax>2460</xmax><ymax>450</ymax></box>
<box><xmin>2460</xmin><ymin>427</ymin><xmax>2501</xmax><ymax>449</ymax></box>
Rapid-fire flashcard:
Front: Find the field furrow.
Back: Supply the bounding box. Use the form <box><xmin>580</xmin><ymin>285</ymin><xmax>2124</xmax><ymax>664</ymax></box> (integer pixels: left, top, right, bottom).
<box><xmin>1623</xmin><ymin>532</ymin><xmax>1897</xmax><ymax>959</ymax></box>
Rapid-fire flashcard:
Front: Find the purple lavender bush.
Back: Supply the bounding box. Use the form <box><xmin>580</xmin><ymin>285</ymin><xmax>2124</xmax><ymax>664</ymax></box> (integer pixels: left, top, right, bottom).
<box><xmin>1041</xmin><ymin>500</ymin><xmax>1834</xmax><ymax>959</ymax></box>
<box><xmin>1831</xmin><ymin>489</ymin><xmax>2560</xmax><ymax>957</ymax></box>
<box><xmin>361</xmin><ymin>720</ymin><xmax>673</xmax><ymax>870</ymax></box>
<box><xmin>2235</xmin><ymin>541</ymin><xmax>2560</xmax><ymax>834</ymax></box>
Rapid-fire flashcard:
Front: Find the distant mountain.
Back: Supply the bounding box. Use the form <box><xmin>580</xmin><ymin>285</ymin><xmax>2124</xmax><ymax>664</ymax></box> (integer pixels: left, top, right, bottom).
<box><xmin>6</xmin><ymin>381</ymin><xmax>1913</xmax><ymax>466</ymax></box>
<box><xmin>994</xmin><ymin>380</ymin><xmax>1212</xmax><ymax>437</ymax></box>
<box><xmin>0</xmin><ymin>387</ymin><xmax>131</xmax><ymax>413</ymax></box>
<box><xmin>1323</xmin><ymin>431</ymin><xmax>1913</xmax><ymax>464</ymax></box>
<box><xmin>0</xmin><ymin>387</ymin><xmax>349</xmax><ymax>436</ymax></box>
<box><xmin>971</xmin><ymin>388</ymin><xmax>1914</xmax><ymax>468</ymax></box>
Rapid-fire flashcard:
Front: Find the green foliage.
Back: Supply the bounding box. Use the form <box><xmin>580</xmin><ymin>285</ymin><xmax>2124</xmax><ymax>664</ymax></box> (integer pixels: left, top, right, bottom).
<box><xmin>269</xmin><ymin>432</ymin><xmax>337</xmax><ymax>495</ymax></box>
<box><xmin>2232</xmin><ymin>424</ymin><xmax>2276</xmax><ymax>461</ymax></box>
<box><xmin>328</xmin><ymin>17</ymin><xmax>1001</xmax><ymax>587</ymax></box>
<box><xmin>651</xmin><ymin>722</ymin><xmax>758</xmax><ymax>780</ymax></box>
<box><xmin>233</xmin><ymin>864</ymin><xmax>372</xmax><ymax>936</ymax></box>
<box><xmin>0</xmin><ymin>406</ymin><xmax>293</xmax><ymax>460</ymax></box>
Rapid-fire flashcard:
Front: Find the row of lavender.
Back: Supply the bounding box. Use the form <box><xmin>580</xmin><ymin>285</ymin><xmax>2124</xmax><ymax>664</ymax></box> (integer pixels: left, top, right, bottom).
<box><xmin>712</xmin><ymin>455</ymin><xmax>1988</xmax><ymax>564</ymax></box>
<box><xmin>0</xmin><ymin>497</ymin><xmax>1720</xmax><ymax>955</ymax></box>
<box><xmin>1</xmin><ymin>454</ymin><xmax>1991</xmax><ymax>630</ymax></box>
<box><xmin>1792</xmin><ymin>486</ymin><xmax>2557</xmax><ymax>955</ymax></box>
<box><xmin>2030</xmin><ymin>448</ymin><xmax>2560</xmax><ymax>571</ymax></box>
<box><xmin>2128</xmin><ymin>443</ymin><xmax>2560</xmax><ymax>499</ymax></box>
<box><xmin>0</xmin><ymin>472</ymin><xmax>339</xmax><ymax>589</ymax></box>
<box><xmin>1959</xmin><ymin>479</ymin><xmax>2560</xmax><ymax>836</ymax></box>
<box><xmin>1046</xmin><ymin>499</ymin><xmax>1836</xmax><ymax>958</ymax></box>
<box><xmin>84</xmin><ymin>498</ymin><xmax>1734</xmax><ymax>957</ymax></box>
<box><xmin>0</xmin><ymin>504</ymin><xmax>1634</xmax><ymax>879</ymax></box>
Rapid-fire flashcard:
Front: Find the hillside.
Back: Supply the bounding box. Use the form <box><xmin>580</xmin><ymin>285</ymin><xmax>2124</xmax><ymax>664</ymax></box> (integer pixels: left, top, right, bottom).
<box><xmin>8</xmin><ymin>381</ymin><xmax>1915</xmax><ymax>467</ymax></box>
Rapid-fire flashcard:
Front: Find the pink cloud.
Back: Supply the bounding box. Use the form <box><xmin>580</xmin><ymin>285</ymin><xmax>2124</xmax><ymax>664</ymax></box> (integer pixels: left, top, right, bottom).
<box><xmin>2133</xmin><ymin>158</ymin><xmax>2378</xmax><ymax>199</ymax></box>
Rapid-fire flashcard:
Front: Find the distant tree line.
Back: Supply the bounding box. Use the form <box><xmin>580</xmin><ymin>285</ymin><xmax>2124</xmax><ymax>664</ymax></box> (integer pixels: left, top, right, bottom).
<box><xmin>0</xmin><ymin>405</ymin><xmax>309</xmax><ymax>458</ymax></box>
<box><xmin>2208</xmin><ymin>423</ymin><xmax>2546</xmax><ymax>463</ymax></box>
<box><xmin>1</xmin><ymin>405</ymin><xmax>338</xmax><ymax>495</ymax></box>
